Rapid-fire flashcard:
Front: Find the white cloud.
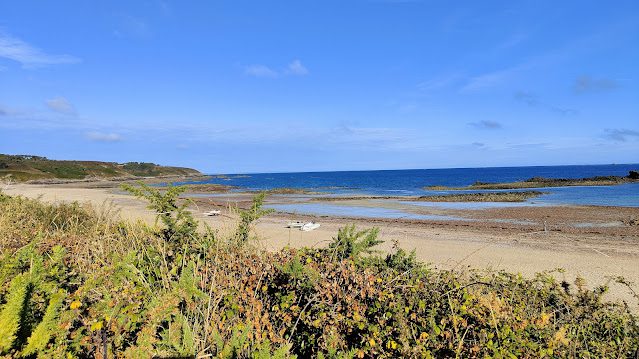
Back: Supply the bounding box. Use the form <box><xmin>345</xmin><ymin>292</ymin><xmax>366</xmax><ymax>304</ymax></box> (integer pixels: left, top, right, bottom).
<box><xmin>0</xmin><ymin>31</ymin><xmax>81</xmax><ymax>68</ymax></box>
<box><xmin>86</xmin><ymin>131</ymin><xmax>122</xmax><ymax>142</ymax></box>
<box><xmin>45</xmin><ymin>97</ymin><xmax>76</xmax><ymax>115</ymax></box>
<box><xmin>285</xmin><ymin>59</ymin><xmax>309</xmax><ymax>75</ymax></box>
<box><xmin>244</xmin><ymin>64</ymin><xmax>279</xmax><ymax>78</ymax></box>
<box><xmin>244</xmin><ymin>59</ymin><xmax>309</xmax><ymax>78</ymax></box>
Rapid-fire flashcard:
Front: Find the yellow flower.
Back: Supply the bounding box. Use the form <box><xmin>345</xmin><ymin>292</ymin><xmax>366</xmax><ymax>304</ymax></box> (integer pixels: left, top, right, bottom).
<box><xmin>538</xmin><ymin>312</ymin><xmax>551</xmax><ymax>326</ymax></box>
<box><xmin>553</xmin><ymin>326</ymin><xmax>569</xmax><ymax>346</ymax></box>
<box><xmin>70</xmin><ymin>301</ymin><xmax>82</xmax><ymax>310</ymax></box>
<box><xmin>369</xmin><ymin>338</ymin><xmax>376</xmax><ymax>347</ymax></box>
<box><xmin>90</xmin><ymin>321</ymin><xmax>103</xmax><ymax>332</ymax></box>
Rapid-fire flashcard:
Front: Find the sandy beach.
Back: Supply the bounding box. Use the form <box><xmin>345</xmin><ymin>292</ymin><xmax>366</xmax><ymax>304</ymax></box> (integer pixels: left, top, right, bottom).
<box><xmin>4</xmin><ymin>182</ymin><xmax>639</xmax><ymax>305</ymax></box>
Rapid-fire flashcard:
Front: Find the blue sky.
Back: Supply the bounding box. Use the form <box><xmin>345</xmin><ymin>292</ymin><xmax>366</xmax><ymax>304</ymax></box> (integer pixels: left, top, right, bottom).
<box><xmin>1</xmin><ymin>1</ymin><xmax>638</xmax><ymax>173</ymax></box>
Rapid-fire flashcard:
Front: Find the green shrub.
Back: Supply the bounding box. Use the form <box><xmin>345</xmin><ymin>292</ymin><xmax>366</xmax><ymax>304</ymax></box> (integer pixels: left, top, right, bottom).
<box><xmin>326</xmin><ymin>225</ymin><xmax>382</xmax><ymax>261</ymax></box>
<box><xmin>0</xmin><ymin>188</ymin><xmax>637</xmax><ymax>358</ymax></box>
<box><xmin>122</xmin><ymin>182</ymin><xmax>198</xmax><ymax>244</ymax></box>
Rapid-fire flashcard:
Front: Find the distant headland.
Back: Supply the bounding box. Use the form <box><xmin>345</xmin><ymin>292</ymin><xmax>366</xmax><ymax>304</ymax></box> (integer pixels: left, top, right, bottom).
<box><xmin>0</xmin><ymin>153</ymin><xmax>203</xmax><ymax>182</ymax></box>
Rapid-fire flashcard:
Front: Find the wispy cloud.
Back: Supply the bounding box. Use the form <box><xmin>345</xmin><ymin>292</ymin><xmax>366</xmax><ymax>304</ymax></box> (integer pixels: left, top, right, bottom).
<box><xmin>113</xmin><ymin>15</ymin><xmax>152</xmax><ymax>39</ymax></box>
<box><xmin>461</xmin><ymin>66</ymin><xmax>523</xmax><ymax>92</ymax></box>
<box><xmin>549</xmin><ymin>106</ymin><xmax>578</xmax><ymax>116</ymax></box>
<box><xmin>574</xmin><ymin>76</ymin><xmax>619</xmax><ymax>93</ymax></box>
<box><xmin>244</xmin><ymin>64</ymin><xmax>279</xmax><ymax>78</ymax></box>
<box><xmin>417</xmin><ymin>73</ymin><xmax>463</xmax><ymax>92</ymax></box>
<box><xmin>86</xmin><ymin>131</ymin><xmax>123</xmax><ymax>143</ymax></box>
<box><xmin>603</xmin><ymin>128</ymin><xmax>639</xmax><ymax>142</ymax></box>
<box><xmin>327</xmin><ymin>125</ymin><xmax>419</xmax><ymax>150</ymax></box>
<box><xmin>513</xmin><ymin>91</ymin><xmax>577</xmax><ymax>116</ymax></box>
<box><xmin>0</xmin><ymin>103</ymin><xmax>25</xmax><ymax>118</ymax></box>
<box><xmin>0</xmin><ymin>31</ymin><xmax>81</xmax><ymax>68</ymax></box>
<box><xmin>468</xmin><ymin>120</ymin><xmax>502</xmax><ymax>129</ymax></box>
<box><xmin>285</xmin><ymin>59</ymin><xmax>309</xmax><ymax>75</ymax></box>
<box><xmin>244</xmin><ymin>59</ymin><xmax>309</xmax><ymax>78</ymax></box>
<box><xmin>460</xmin><ymin>30</ymin><xmax>606</xmax><ymax>93</ymax></box>
<box><xmin>496</xmin><ymin>33</ymin><xmax>528</xmax><ymax>50</ymax></box>
<box><xmin>513</xmin><ymin>91</ymin><xmax>539</xmax><ymax>106</ymax></box>
<box><xmin>45</xmin><ymin>97</ymin><xmax>76</xmax><ymax>115</ymax></box>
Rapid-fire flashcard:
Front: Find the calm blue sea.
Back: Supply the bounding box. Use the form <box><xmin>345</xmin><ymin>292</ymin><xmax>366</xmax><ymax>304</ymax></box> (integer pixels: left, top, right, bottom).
<box><xmin>182</xmin><ymin>164</ymin><xmax>639</xmax><ymax>207</ymax></box>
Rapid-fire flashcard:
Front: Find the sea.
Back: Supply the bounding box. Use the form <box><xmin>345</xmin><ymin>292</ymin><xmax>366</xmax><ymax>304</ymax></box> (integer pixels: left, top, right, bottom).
<box><xmin>182</xmin><ymin>164</ymin><xmax>639</xmax><ymax>208</ymax></box>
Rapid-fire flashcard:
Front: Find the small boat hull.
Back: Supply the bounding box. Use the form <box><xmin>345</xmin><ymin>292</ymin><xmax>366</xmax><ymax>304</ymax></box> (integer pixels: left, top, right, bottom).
<box><xmin>287</xmin><ymin>221</ymin><xmax>305</xmax><ymax>228</ymax></box>
<box><xmin>301</xmin><ymin>222</ymin><xmax>320</xmax><ymax>231</ymax></box>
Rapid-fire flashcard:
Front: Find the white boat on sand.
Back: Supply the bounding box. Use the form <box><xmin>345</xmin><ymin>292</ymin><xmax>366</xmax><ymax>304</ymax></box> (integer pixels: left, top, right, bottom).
<box><xmin>203</xmin><ymin>210</ymin><xmax>221</xmax><ymax>216</ymax></box>
<box><xmin>287</xmin><ymin>221</ymin><xmax>305</xmax><ymax>228</ymax></box>
<box><xmin>300</xmin><ymin>222</ymin><xmax>320</xmax><ymax>231</ymax></box>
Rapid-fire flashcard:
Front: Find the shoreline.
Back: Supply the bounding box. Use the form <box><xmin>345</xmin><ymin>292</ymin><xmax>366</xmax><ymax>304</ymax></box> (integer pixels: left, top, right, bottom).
<box><xmin>3</xmin><ymin>182</ymin><xmax>639</xmax><ymax>306</ymax></box>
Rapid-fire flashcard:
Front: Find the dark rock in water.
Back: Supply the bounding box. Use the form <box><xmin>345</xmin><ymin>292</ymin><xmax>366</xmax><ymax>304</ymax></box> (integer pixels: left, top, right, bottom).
<box><xmin>628</xmin><ymin>170</ymin><xmax>639</xmax><ymax>180</ymax></box>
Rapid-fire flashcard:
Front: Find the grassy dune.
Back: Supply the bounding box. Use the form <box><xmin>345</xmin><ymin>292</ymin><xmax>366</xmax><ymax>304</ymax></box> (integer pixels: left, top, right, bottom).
<box><xmin>0</xmin><ymin>154</ymin><xmax>201</xmax><ymax>182</ymax></box>
<box><xmin>0</xmin><ymin>186</ymin><xmax>637</xmax><ymax>357</ymax></box>
<box><xmin>427</xmin><ymin>172</ymin><xmax>639</xmax><ymax>190</ymax></box>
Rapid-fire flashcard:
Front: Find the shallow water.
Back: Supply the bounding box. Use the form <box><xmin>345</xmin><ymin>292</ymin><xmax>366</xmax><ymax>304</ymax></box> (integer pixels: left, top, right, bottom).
<box><xmin>180</xmin><ymin>164</ymin><xmax>639</xmax><ymax>207</ymax></box>
<box><xmin>532</xmin><ymin>184</ymin><xmax>639</xmax><ymax>207</ymax></box>
<box><xmin>265</xmin><ymin>203</ymin><xmax>467</xmax><ymax>221</ymax></box>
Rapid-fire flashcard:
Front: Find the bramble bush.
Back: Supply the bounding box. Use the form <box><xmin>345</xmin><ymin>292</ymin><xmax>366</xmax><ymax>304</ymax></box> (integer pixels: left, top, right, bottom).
<box><xmin>0</xmin><ymin>184</ymin><xmax>638</xmax><ymax>358</ymax></box>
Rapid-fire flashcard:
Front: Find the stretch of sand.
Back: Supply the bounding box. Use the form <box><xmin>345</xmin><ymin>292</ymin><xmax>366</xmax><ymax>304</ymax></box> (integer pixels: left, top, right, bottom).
<box><xmin>4</xmin><ymin>183</ymin><xmax>639</xmax><ymax>305</ymax></box>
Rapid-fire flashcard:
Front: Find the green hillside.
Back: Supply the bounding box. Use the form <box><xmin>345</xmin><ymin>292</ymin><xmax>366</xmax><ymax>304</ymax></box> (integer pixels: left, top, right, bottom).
<box><xmin>0</xmin><ymin>154</ymin><xmax>202</xmax><ymax>182</ymax></box>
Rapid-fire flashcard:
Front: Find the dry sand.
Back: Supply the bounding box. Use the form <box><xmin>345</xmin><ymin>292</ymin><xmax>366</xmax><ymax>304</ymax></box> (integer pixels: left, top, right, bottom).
<box><xmin>4</xmin><ymin>183</ymin><xmax>639</xmax><ymax>305</ymax></box>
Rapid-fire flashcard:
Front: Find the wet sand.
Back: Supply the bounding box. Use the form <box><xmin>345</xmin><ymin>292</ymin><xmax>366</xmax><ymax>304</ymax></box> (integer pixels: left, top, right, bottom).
<box><xmin>4</xmin><ymin>183</ymin><xmax>639</xmax><ymax>306</ymax></box>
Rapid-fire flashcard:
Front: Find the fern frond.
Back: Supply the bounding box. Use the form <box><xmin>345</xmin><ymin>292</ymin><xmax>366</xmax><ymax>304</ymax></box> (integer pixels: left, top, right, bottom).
<box><xmin>0</xmin><ymin>274</ymin><xmax>31</xmax><ymax>353</ymax></box>
<box><xmin>22</xmin><ymin>289</ymin><xmax>66</xmax><ymax>356</ymax></box>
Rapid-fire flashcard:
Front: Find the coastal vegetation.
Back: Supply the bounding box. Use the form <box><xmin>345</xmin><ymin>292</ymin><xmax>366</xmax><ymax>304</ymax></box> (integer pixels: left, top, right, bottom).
<box><xmin>0</xmin><ymin>154</ymin><xmax>202</xmax><ymax>182</ymax></box>
<box><xmin>0</xmin><ymin>184</ymin><xmax>638</xmax><ymax>357</ymax></box>
<box><xmin>426</xmin><ymin>171</ymin><xmax>639</xmax><ymax>190</ymax></box>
